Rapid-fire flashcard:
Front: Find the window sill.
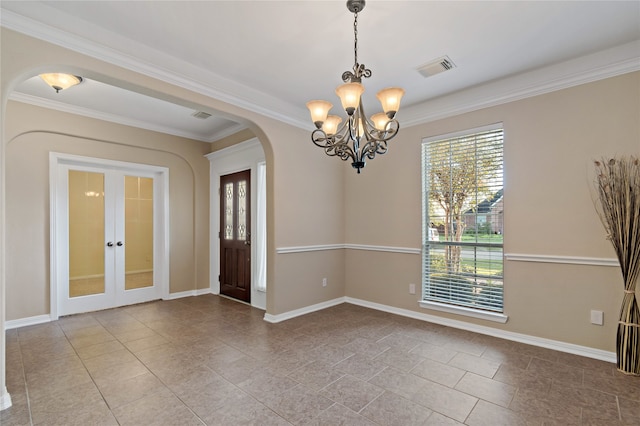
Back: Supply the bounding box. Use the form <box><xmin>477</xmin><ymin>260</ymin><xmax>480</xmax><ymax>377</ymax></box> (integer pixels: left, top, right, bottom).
<box><xmin>419</xmin><ymin>300</ymin><xmax>508</xmax><ymax>324</ymax></box>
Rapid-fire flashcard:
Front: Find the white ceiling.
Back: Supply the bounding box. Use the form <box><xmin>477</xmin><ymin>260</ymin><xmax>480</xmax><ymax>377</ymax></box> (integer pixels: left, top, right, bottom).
<box><xmin>2</xmin><ymin>1</ymin><xmax>639</xmax><ymax>143</ymax></box>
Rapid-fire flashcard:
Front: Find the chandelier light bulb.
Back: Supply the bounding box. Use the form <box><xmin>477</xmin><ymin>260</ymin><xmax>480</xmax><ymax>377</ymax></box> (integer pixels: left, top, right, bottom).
<box><xmin>306</xmin><ymin>100</ymin><xmax>333</xmax><ymax>128</ymax></box>
<box><xmin>335</xmin><ymin>82</ymin><xmax>364</xmax><ymax>116</ymax></box>
<box><xmin>371</xmin><ymin>112</ymin><xmax>390</xmax><ymax>131</ymax></box>
<box><xmin>322</xmin><ymin>115</ymin><xmax>342</xmax><ymax>136</ymax></box>
<box><xmin>356</xmin><ymin>117</ymin><xmax>365</xmax><ymax>138</ymax></box>
<box><xmin>376</xmin><ymin>87</ymin><xmax>405</xmax><ymax>118</ymax></box>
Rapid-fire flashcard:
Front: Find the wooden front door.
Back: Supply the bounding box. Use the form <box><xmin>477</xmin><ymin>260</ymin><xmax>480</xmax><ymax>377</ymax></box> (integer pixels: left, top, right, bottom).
<box><xmin>220</xmin><ymin>170</ymin><xmax>251</xmax><ymax>303</ymax></box>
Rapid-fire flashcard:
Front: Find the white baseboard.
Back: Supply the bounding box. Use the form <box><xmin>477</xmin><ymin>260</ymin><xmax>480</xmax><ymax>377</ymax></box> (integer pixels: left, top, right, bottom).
<box><xmin>264</xmin><ymin>297</ymin><xmax>346</xmax><ymax>323</ymax></box>
<box><xmin>163</xmin><ymin>288</ymin><xmax>213</xmax><ymax>300</ymax></box>
<box><xmin>195</xmin><ymin>288</ymin><xmax>214</xmax><ymax>296</ymax></box>
<box><xmin>4</xmin><ymin>314</ymin><xmax>52</xmax><ymax>330</ymax></box>
<box><xmin>261</xmin><ymin>296</ymin><xmax>615</xmax><ymax>362</ymax></box>
<box><xmin>4</xmin><ymin>288</ymin><xmax>213</xmax><ymax>330</ymax></box>
<box><xmin>345</xmin><ymin>297</ymin><xmax>616</xmax><ymax>363</ymax></box>
<box><xmin>0</xmin><ymin>387</ymin><xmax>12</xmax><ymax>411</ymax></box>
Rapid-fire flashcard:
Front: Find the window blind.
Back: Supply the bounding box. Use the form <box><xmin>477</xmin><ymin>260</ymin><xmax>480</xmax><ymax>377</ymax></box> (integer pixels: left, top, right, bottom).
<box><xmin>421</xmin><ymin>126</ymin><xmax>504</xmax><ymax>313</ymax></box>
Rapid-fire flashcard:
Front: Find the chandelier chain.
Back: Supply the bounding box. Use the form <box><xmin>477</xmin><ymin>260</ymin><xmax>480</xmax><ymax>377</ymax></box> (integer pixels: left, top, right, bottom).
<box><xmin>353</xmin><ymin>11</ymin><xmax>358</xmax><ymax>68</ymax></box>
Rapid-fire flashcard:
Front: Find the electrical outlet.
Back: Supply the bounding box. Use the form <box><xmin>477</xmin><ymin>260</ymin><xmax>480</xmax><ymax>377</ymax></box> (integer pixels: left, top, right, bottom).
<box><xmin>590</xmin><ymin>310</ymin><xmax>604</xmax><ymax>326</ymax></box>
<box><xmin>409</xmin><ymin>283</ymin><xmax>416</xmax><ymax>295</ymax></box>
<box><xmin>322</xmin><ymin>278</ymin><xmax>327</xmax><ymax>287</ymax></box>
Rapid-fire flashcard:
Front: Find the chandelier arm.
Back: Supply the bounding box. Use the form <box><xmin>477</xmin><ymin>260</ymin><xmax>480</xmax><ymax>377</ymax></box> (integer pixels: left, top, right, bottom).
<box><xmin>310</xmin><ymin>129</ymin><xmax>330</xmax><ymax>149</ymax></box>
<box><xmin>311</xmin><ymin>129</ymin><xmax>357</xmax><ymax>162</ymax></box>
<box><xmin>310</xmin><ymin>117</ymin><xmax>350</xmax><ymax>147</ymax></box>
<box><xmin>332</xmin><ymin>137</ymin><xmax>357</xmax><ymax>162</ymax></box>
<box><xmin>348</xmin><ymin>114</ymin><xmax>359</xmax><ymax>143</ymax></box>
<box><xmin>366</xmin><ymin>119</ymin><xmax>400</xmax><ymax>143</ymax></box>
<box><xmin>359</xmin><ymin>134</ymin><xmax>384</xmax><ymax>160</ymax></box>
<box><xmin>358</xmin><ymin>96</ymin><xmax>400</xmax><ymax>144</ymax></box>
<box><xmin>376</xmin><ymin>141</ymin><xmax>387</xmax><ymax>155</ymax></box>
<box><xmin>349</xmin><ymin>115</ymin><xmax>362</xmax><ymax>163</ymax></box>
<box><xmin>333</xmin><ymin>122</ymin><xmax>358</xmax><ymax>163</ymax></box>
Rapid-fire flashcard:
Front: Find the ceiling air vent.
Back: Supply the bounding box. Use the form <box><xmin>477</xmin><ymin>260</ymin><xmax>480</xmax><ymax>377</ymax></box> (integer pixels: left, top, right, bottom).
<box><xmin>417</xmin><ymin>56</ymin><xmax>456</xmax><ymax>78</ymax></box>
<box><xmin>192</xmin><ymin>111</ymin><xmax>212</xmax><ymax>119</ymax></box>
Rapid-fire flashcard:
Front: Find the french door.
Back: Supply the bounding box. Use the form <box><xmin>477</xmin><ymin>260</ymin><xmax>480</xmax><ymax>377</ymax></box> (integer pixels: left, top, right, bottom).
<box><xmin>52</xmin><ymin>154</ymin><xmax>168</xmax><ymax>317</ymax></box>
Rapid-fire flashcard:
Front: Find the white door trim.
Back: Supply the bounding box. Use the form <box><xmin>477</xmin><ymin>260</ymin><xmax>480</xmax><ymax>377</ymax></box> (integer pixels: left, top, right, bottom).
<box><xmin>49</xmin><ymin>152</ymin><xmax>170</xmax><ymax>319</ymax></box>
<box><xmin>205</xmin><ymin>138</ymin><xmax>266</xmax><ymax>310</ymax></box>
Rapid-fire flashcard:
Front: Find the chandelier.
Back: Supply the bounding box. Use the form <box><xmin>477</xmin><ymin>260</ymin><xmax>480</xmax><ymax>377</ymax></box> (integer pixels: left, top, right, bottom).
<box><xmin>306</xmin><ymin>0</ymin><xmax>405</xmax><ymax>174</ymax></box>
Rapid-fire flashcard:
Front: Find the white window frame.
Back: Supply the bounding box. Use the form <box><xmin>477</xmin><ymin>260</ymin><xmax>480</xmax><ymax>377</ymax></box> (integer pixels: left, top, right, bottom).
<box><xmin>420</xmin><ymin>124</ymin><xmax>508</xmax><ymax>323</ymax></box>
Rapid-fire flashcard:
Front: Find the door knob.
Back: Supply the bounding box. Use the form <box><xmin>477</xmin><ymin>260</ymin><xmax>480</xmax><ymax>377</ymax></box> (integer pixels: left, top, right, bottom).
<box><xmin>116</xmin><ymin>241</ymin><xmax>123</xmax><ymax>247</ymax></box>
<box><xmin>106</xmin><ymin>241</ymin><xmax>114</xmax><ymax>247</ymax></box>
<box><xmin>244</xmin><ymin>240</ymin><xmax>251</xmax><ymax>245</ymax></box>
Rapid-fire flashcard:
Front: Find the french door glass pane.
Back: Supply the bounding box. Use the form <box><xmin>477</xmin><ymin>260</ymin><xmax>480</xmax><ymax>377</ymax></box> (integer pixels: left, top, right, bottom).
<box><xmin>238</xmin><ymin>180</ymin><xmax>247</xmax><ymax>241</ymax></box>
<box><xmin>125</xmin><ymin>176</ymin><xmax>154</xmax><ymax>290</ymax></box>
<box><xmin>224</xmin><ymin>182</ymin><xmax>234</xmax><ymax>240</ymax></box>
<box><xmin>68</xmin><ymin>170</ymin><xmax>105</xmax><ymax>297</ymax></box>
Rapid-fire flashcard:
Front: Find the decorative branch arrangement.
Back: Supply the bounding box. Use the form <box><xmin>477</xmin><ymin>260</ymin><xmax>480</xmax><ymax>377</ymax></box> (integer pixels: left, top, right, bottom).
<box><xmin>593</xmin><ymin>156</ymin><xmax>640</xmax><ymax>375</ymax></box>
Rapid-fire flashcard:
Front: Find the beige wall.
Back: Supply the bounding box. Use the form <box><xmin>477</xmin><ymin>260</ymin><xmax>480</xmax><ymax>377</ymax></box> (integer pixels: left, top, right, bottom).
<box><xmin>4</xmin><ymin>101</ymin><xmax>211</xmax><ymax>319</ymax></box>
<box><xmin>344</xmin><ymin>72</ymin><xmax>640</xmax><ymax>352</ymax></box>
<box><xmin>256</xmin><ymin>123</ymin><xmax>346</xmax><ymax>314</ymax></box>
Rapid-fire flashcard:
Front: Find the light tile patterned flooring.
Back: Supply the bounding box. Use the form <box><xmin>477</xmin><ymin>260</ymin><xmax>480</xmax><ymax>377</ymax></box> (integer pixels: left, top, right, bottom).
<box><xmin>3</xmin><ymin>295</ymin><xmax>640</xmax><ymax>425</ymax></box>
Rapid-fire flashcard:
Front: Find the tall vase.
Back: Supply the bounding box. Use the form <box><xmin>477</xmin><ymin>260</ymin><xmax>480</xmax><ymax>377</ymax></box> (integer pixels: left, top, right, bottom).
<box><xmin>593</xmin><ymin>156</ymin><xmax>640</xmax><ymax>376</ymax></box>
<box><xmin>617</xmin><ymin>290</ymin><xmax>640</xmax><ymax>375</ymax></box>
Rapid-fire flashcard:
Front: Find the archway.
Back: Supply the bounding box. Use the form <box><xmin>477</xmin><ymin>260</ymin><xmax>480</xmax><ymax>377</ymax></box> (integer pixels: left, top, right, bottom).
<box><xmin>0</xmin><ymin>33</ymin><xmax>276</xmax><ymax>410</ymax></box>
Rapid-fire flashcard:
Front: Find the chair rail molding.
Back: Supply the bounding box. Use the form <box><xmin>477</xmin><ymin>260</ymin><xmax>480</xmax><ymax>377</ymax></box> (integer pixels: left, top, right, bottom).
<box><xmin>276</xmin><ymin>244</ymin><xmax>421</xmax><ymax>255</ymax></box>
<box><xmin>504</xmin><ymin>253</ymin><xmax>619</xmax><ymax>267</ymax></box>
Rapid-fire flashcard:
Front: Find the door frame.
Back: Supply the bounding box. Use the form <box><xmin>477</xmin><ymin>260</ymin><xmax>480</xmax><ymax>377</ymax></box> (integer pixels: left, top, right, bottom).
<box><xmin>49</xmin><ymin>152</ymin><xmax>170</xmax><ymax>319</ymax></box>
<box><xmin>205</xmin><ymin>138</ymin><xmax>266</xmax><ymax>310</ymax></box>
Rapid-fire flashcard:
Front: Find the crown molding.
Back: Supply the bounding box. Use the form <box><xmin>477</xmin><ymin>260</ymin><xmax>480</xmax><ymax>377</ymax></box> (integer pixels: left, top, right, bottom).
<box><xmin>2</xmin><ymin>8</ymin><xmax>638</xmax><ymax>134</ymax></box>
<box><xmin>208</xmin><ymin>123</ymin><xmax>250</xmax><ymax>143</ymax></box>
<box><xmin>8</xmin><ymin>92</ymin><xmax>214</xmax><ymax>142</ymax></box>
<box><xmin>204</xmin><ymin>138</ymin><xmax>262</xmax><ymax>160</ymax></box>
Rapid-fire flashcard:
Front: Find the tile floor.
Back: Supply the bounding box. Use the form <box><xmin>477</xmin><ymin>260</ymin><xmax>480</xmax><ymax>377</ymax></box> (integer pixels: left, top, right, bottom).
<box><xmin>2</xmin><ymin>295</ymin><xmax>640</xmax><ymax>425</ymax></box>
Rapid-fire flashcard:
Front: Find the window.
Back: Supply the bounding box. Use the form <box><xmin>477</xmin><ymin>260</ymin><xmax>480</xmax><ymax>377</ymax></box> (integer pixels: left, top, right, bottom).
<box><xmin>421</xmin><ymin>124</ymin><xmax>504</xmax><ymax>316</ymax></box>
